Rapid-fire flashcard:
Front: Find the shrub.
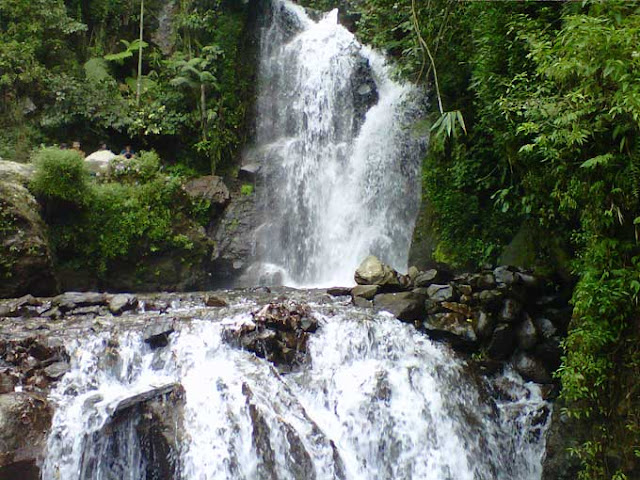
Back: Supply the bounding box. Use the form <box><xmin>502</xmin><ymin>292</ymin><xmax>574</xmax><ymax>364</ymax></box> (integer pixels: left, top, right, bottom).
<box><xmin>30</xmin><ymin>147</ymin><xmax>90</xmax><ymax>205</ymax></box>
<box><xmin>108</xmin><ymin>150</ymin><xmax>161</xmax><ymax>183</ymax></box>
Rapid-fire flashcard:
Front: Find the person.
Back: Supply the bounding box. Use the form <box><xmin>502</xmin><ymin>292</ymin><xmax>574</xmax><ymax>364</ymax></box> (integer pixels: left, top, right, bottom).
<box><xmin>72</xmin><ymin>141</ymin><xmax>85</xmax><ymax>158</ymax></box>
<box><xmin>120</xmin><ymin>145</ymin><xmax>135</xmax><ymax>159</ymax></box>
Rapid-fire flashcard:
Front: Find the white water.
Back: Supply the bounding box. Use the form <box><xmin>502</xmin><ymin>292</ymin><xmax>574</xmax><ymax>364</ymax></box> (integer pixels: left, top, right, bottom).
<box><xmin>249</xmin><ymin>0</ymin><xmax>424</xmax><ymax>287</ymax></box>
<box><xmin>41</xmin><ymin>298</ymin><xmax>549</xmax><ymax>480</ymax></box>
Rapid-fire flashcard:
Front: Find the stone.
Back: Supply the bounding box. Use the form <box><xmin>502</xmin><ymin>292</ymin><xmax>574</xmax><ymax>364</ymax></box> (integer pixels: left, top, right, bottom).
<box><xmin>499</xmin><ymin>298</ymin><xmax>521</xmax><ymax>322</ymax></box>
<box><xmin>513</xmin><ymin>351</ymin><xmax>552</xmax><ymax>384</ymax></box>
<box><xmin>238</xmin><ymin>163</ymin><xmax>261</xmax><ymax>182</ymax></box>
<box><xmin>516</xmin><ymin>315</ymin><xmax>538</xmax><ymax>351</ymax></box>
<box><xmin>474</xmin><ymin>311</ymin><xmax>495</xmax><ymax>340</ymax></box>
<box><xmin>441</xmin><ymin>301</ymin><xmax>472</xmax><ymax>317</ymax></box>
<box><xmin>354</xmin><ymin>255</ymin><xmax>400</xmax><ymax>288</ymax></box>
<box><xmin>487</xmin><ymin>324</ymin><xmax>515</xmax><ymax>360</ymax></box>
<box><xmin>477</xmin><ymin>289</ymin><xmax>503</xmax><ymax>309</ymax></box>
<box><xmin>326</xmin><ymin>287</ymin><xmax>352</xmax><ymax>297</ymax></box>
<box><xmin>457</xmin><ymin>284</ymin><xmax>473</xmax><ymax>296</ymax></box>
<box><xmin>414</xmin><ymin>269</ymin><xmax>440</xmax><ymax>287</ymax></box>
<box><xmin>351</xmin><ymin>285</ymin><xmax>380</xmax><ymax>300</ymax></box>
<box><xmin>183</xmin><ymin>175</ymin><xmax>230</xmax><ymax>208</ymax></box>
<box><xmin>0</xmin><ymin>371</ymin><xmax>16</xmax><ymax>394</ymax></box>
<box><xmin>426</xmin><ymin>284</ymin><xmax>454</xmax><ymax>302</ymax></box>
<box><xmin>373</xmin><ymin>292</ymin><xmax>426</xmax><ymax>322</ymax></box>
<box><xmin>468</xmin><ymin>273</ymin><xmax>496</xmax><ymax>290</ymax></box>
<box><xmin>422</xmin><ymin>313</ymin><xmax>478</xmax><ymax>350</ymax></box>
<box><xmin>205</xmin><ymin>294</ymin><xmax>228</xmax><ymax>307</ymax></box>
<box><xmin>43</xmin><ymin>362</ymin><xmax>69</xmax><ymax>381</ymax></box>
<box><xmin>534</xmin><ymin>317</ymin><xmax>557</xmax><ymax>339</ymax></box>
<box><xmin>143</xmin><ymin>319</ymin><xmax>175</xmax><ymax>349</ymax></box>
<box><xmin>0</xmin><ymin>162</ymin><xmax>58</xmax><ymax>299</ymax></box>
<box><xmin>54</xmin><ymin>292</ymin><xmax>106</xmax><ymax>311</ymax></box>
<box><xmin>493</xmin><ymin>266</ymin><xmax>518</xmax><ymax>285</ymax></box>
<box><xmin>534</xmin><ymin>336</ymin><xmax>563</xmax><ymax>372</ymax></box>
<box><xmin>108</xmin><ymin>294</ymin><xmax>138</xmax><ymax>315</ymax></box>
<box><xmin>407</xmin><ymin>266</ymin><xmax>419</xmax><ymax>282</ymax></box>
<box><xmin>352</xmin><ymin>296</ymin><xmax>372</xmax><ymax>308</ymax></box>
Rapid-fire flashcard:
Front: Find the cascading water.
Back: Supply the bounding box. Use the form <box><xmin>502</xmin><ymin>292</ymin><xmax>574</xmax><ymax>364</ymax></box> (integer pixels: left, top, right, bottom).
<box><xmin>41</xmin><ymin>293</ymin><xmax>550</xmax><ymax>480</ymax></box>
<box><xmin>248</xmin><ymin>0</ymin><xmax>424</xmax><ymax>287</ymax></box>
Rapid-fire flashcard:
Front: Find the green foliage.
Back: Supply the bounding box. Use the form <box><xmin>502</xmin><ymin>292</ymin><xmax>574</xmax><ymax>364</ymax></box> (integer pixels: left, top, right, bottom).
<box><xmin>104</xmin><ymin>39</ymin><xmax>148</xmax><ymax>63</ymax></box>
<box><xmin>241</xmin><ymin>183</ymin><xmax>254</xmax><ymax>196</ymax></box>
<box><xmin>109</xmin><ymin>150</ymin><xmax>161</xmax><ymax>182</ymax></box>
<box><xmin>30</xmin><ymin>147</ymin><xmax>90</xmax><ymax>205</ymax></box>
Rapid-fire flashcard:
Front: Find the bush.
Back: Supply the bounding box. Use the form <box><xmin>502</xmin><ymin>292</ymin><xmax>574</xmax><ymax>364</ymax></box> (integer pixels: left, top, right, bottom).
<box><xmin>108</xmin><ymin>150</ymin><xmax>161</xmax><ymax>183</ymax></box>
<box><xmin>30</xmin><ymin>147</ymin><xmax>90</xmax><ymax>205</ymax></box>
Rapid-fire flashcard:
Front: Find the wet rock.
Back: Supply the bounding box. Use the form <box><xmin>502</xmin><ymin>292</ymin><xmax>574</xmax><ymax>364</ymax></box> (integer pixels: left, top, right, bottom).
<box><xmin>441</xmin><ymin>302</ymin><xmax>472</xmax><ymax>317</ymax></box>
<box><xmin>474</xmin><ymin>311</ymin><xmax>495</xmax><ymax>341</ymax></box>
<box><xmin>422</xmin><ymin>313</ymin><xmax>478</xmax><ymax>350</ymax></box>
<box><xmin>499</xmin><ymin>298</ymin><xmax>521</xmax><ymax>322</ymax></box>
<box><xmin>487</xmin><ymin>324</ymin><xmax>515</xmax><ymax>360</ymax></box>
<box><xmin>352</xmin><ymin>296</ymin><xmax>372</xmax><ymax>308</ymax></box>
<box><xmin>108</xmin><ymin>293</ymin><xmax>138</xmax><ymax>315</ymax></box>
<box><xmin>204</xmin><ymin>294</ymin><xmax>228</xmax><ymax>307</ymax></box>
<box><xmin>143</xmin><ymin>319</ymin><xmax>175</xmax><ymax>349</ymax></box>
<box><xmin>534</xmin><ymin>336</ymin><xmax>563</xmax><ymax>372</ymax></box>
<box><xmin>0</xmin><ymin>392</ymin><xmax>52</xmax><ymax>479</ymax></box>
<box><xmin>513</xmin><ymin>351</ymin><xmax>552</xmax><ymax>384</ymax></box>
<box><xmin>354</xmin><ymin>256</ymin><xmax>401</xmax><ymax>289</ymax></box>
<box><xmin>414</xmin><ymin>269</ymin><xmax>441</xmax><ymax>287</ymax></box>
<box><xmin>457</xmin><ymin>284</ymin><xmax>473</xmax><ymax>296</ymax></box>
<box><xmin>516</xmin><ymin>315</ymin><xmax>538</xmax><ymax>351</ymax></box>
<box><xmin>533</xmin><ymin>317</ymin><xmax>557</xmax><ymax>339</ymax></box>
<box><xmin>43</xmin><ymin>362</ymin><xmax>69</xmax><ymax>381</ymax></box>
<box><xmin>326</xmin><ymin>287</ymin><xmax>352</xmax><ymax>297</ymax></box>
<box><xmin>493</xmin><ymin>266</ymin><xmax>518</xmax><ymax>285</ymax></box>
<box><xmin>373</xmin><ymin>292</ymin><xmax>426</xmax><ymax>322</ymax></box>
<box><xmin>183</xmin><ymin>175</ymin><xmax>230</xmax><ymax>210</ymax></box>
<box><xmin>468</xmin><ymin>273</ymin><xmax>496</xmax><ymax>290</ymax></box>
<box><xmin>0</xmin><ymin>371</ymin><xmax>17</xmax><ymax>394</ymax></box>
<box><xmin>238</xmin><ymin>162</ymin><xmax>261</xmax><ymax>182</ymax></box>
<box><xmin>407</xmin><ymin>266</ymin><xmax>419</xmax><ymax>282</ymax></box>
<box><xmin>477</xmin><ymin>289</ymin><xmax>503</xmax><ymax>310</ymax></box>
<box><xmin>54</xmin><ymin>292</ymin><xmax>106</xmax><ymax>312</ymax></box>
<box><xmin>542</xmin><ymin>406</ymin><xmax>586</xmax><ymax>480</ymax></box>
<box><xmin>426</xmin><ymin>284</ymin><xmax>454</xmax><ymax>302</ymax></box>
<box><xmin>351</xmin><ymin>285</ymin><xmax>380</xmax><ymax>300</ymax></box>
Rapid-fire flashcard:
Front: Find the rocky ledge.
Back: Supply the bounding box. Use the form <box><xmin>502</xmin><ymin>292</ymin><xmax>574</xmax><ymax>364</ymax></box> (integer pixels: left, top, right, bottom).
<box><xmin>329</xmin><ymin>255</ymin><xmax>571</xmax><ymax>385</ymax></box>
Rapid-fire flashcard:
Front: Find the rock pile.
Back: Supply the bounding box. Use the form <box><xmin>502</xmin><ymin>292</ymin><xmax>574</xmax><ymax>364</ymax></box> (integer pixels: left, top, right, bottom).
<box><xmin>337</xmin><ymin>255</ymin><xmax>570</xmax><ymax>384</ymax></box>
<box><xmin>227</xmin><ymin>301</ymin><xmax>318</xmax><ymax>368</ymax></box>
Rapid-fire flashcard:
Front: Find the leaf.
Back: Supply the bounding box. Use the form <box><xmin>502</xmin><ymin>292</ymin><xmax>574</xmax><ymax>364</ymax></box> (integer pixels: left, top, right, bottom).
<box><xmin>580</xmin><ymin>154</ymin><xmax>614</xmax><ymax>169</ymax></box>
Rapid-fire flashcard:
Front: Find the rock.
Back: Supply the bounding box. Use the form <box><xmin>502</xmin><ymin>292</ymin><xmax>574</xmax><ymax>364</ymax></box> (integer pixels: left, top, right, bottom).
<box><xmin>112</xmin><ymin>382</ymin><xmax>179</xmax><ymax>414</ymax></box>
<box><xmin>468</xmin><ymin>273</ymin><xmax>496</xmax><ymax>290</ymax></box>
<box><xmin>0</xmin><ymin>392</ymin><xmax>52</xmax><ymax>479</ymax></box>
<box><xmin>457</xmin><ymin>284</ymin><xmax>472</xmax><ymax>296</ymax></box>
<box><xmin>533</xmin><ymin>317</ymin><xmax>557</xmax><ymax>339</ymax></box>
<box><xmin>493</xmin><ymin>266</ymin><xmax>518</xmax><ymax>285</ymax></box>
<box><xmin>407</xmin><ymin>266</ymin><xmax>419</xmax><ymax>282</ymax></box>
<box><xmin>352</xmin><ymin>296</ymin><xmax>372</xmax><ymax>308</ymax></box>
<box><xmin>108</xmin><ymin>294</ymin><xmax>138</xmax><ymax>315</ymax></box>
<box><xmin>422</xmin><ymin>313</ymin><xmax>478</xmax><ymax>350</ymax></box>
<box><xmin>534</xmin><ymin>336</ymin><xmax>563</xmax><ymax>372</ymax></box>
<box><xmin>0</xmin><ymin>371</ymin><xmax>16</xmax><ymax>394</ymax></box>
<box><xmin>499</xmin><ymin>298</ymin><xmax>521</xmax><ymax>322</ymax></box>
<box><xmin>513</xmin><ymin>351</ymin><xmax>552</xmax><ymax>384</ymax></box>
<box><xmin>183</xmin><ymin>175</ymin><xmax>230</xmax><ymax>209</ymax></box>
<box><xmin>477</xmin><ymin>289</ymin><xmax>503</xmax><ymax>309</ymax></box>
<box><xmin>43</xmin><ymin>362</ymin><xmax>69</xmax><ymax>380</ymax></box>
<box><xmin>441</xmin><ymin>301</ymin><xmax>472</xmax><ymax>317</ymax></box>
<box><xmin>205</xmin><ymin>294</ymin><xmax>228</xmax><ymax>307</ymax></box>
<box><xmin>143</xmin><ymin>319</ymin><xmax>175</xmax><ymax>349</ymax></box>
<box><xmin>351</xmin><ymin>285</ymin><xmax>380</xmax><ymax>300</ymax></box>
<box><xmin>326</xmin><ymin>287</ymin><xmax>352</xmax><ymax>297</ymax></box>
<box><xmin>474</xmin><ymin>311</ymin><xmax>495</xmax><ymax>340</ymax></box>
<box><xmin>354</xmin><ymin>256</ymin><xmax>401</xmax><ymax>289</ymax></box>
<box><xmin>0</xmin><ymin>162</ymin><xmax>58</xmax><ymax>298</ymax></box>
<box><xmin>414</xmin><ymin>269</ymin><xmax>440</xmax><ymax>287</ymax></box>
<box><xmin>373</xmin><ymin>292</ymin><xmax>426</xmax><ymax>322</ymax></box>
<box><xmin>516</xmin><ymin>315</ymin><xmax>538</xmax><ymax>351</ymax></box>
<box><xmin>54</xmin><ymin>292</ymin><xmax>106</xmax><ymax>311</ymax></box>
<box><xmin>487</xmin><ymin>324</ymin><xmax>516</xmax><ymax>360</ymax></box>
<box><xmin>426</xmin><ymin>284</ymin><xmax>454</xmax><ymax>302</ymax></box>
<box><xmin>542</xmin><ymin>406</ymin><xmax>586</xmax><ymax>480</ymax></box>
<box><xmin>238</xmin><ymin>163</ymin><xmax>261</xmax><ymax>182</ymax></box>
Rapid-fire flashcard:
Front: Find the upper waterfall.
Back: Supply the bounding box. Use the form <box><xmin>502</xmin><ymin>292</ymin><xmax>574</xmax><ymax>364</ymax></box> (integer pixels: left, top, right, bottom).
<box><xmin>247</xmin><ymin>0</ymin><xmax>424</xmax><ymax>287</ymax></box>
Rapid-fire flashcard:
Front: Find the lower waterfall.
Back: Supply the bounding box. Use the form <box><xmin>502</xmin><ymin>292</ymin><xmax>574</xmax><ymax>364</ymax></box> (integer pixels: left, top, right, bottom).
<box><xmin>41</xmin><ymin>293</ymin><xmax>549</xmax><ymax>480</ymax></box>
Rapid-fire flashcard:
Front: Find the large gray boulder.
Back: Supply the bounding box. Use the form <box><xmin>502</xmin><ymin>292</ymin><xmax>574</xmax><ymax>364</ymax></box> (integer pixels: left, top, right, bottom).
<box><xmin>184</xmin><ymin>175</ymin><xmax>231</xmax><ymax>210</ymax></box>
<box><xmin>354</xmin><ymin>255</ymin><xmax>401</xmax><ymax>288</ymax></box>
<box><xmin>373</xmin><ymin>291</ymin><xmax>425</xmax><ymax>322</ymax></box>
<box><xmin>422</xmin><ymin>312</ymin><xmax>478</xmax><ymax>350</ymax></box>
<box><xmin>0</xmin><ymin>161</ymin><xmax>57</xmax><ymax>298</ymax></box>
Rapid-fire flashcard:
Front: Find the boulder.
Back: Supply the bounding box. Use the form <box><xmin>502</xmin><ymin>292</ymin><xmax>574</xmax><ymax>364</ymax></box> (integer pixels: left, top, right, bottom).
<box><xmin>0</xmin><ymin>161</ymin><xmax>58</xmax><ymax>298</ymax></box>
<box><xmin>373</xmin><ymin>292</ymin><xmax>425</xmax><ymax>322</ymax></box>
<box><xmin>54</xmin><ymin>292</ymin><xmax>106</xmax><ymax>312</ymax></box>
<box><xmin>238</xmin><ymin>163</ymin><xmax>261</xmax><ymax>182</ymax></box>
<box><xmin>351</xmin><ymin>285</ymin><xmax>380</xmax><ymax>300</ymax></box>
<box><xmin>183</xmin><ymin>175</ymin><xmax>230</xmax><ymax>209</ymax></box>
<box><xmin>487</xmin><ymin>323</ymin><xmax>515</xmax><ymax>360</ymax></box>
<box><xmin>499</xmin><ymin>298</ymin><xmax>521</xmax><ymax>322</ymax></box>
<box><xmin>143</xmin><ymin>319</ymin><xmax>175</xmax><ymax>349</ymax></box>
<box><xmin>474</xmin><ymin>311</ymin><xmax>495</xmax><ymax>341</ymax></box>
<box><xmin>352</xmin><ymin>296</ymin><xmax>372</xmax><ymax>308</ymax></box>
<box><xmin>513</xmin><ymin>351</ymin><xmax>552</xmax><ymax>384</ymax></box>
<box><xmin>204</xmin><ymin>294</ymin><xmax>228</xmax><ymax>307</ymax></box>
<box><xmin>534</xmin><ymin>317</ymin><xmax>557</xmax><ymax>339</ymax></box>
<box><xmin>108</xmin><ymin>294</ymin><xmax>138</xmax><ymax>315</ymax></box>
<box><xmin>476</xmin><ymin>289</ymin><xmax>503</xmax><ymax>310</ymax></box>
<box><xmin>441</xmin><ymin>301</ymin><xmax>472</xmax><ymax>317</ymax></box>
<box><xmin>326</xmin><ymin>287</ymin><xmax>352</xmax><ymax>297</ymax></box>
<box><xmin>414</xmin><ymin>269</ymin><xmax>441</xmax><ymax>287</ymax></box>
<box><xmin>422</xmin><ymin>313</ymin><xmax>478</xmax><ymax>350</ymax></box>
<box><xmin>43</xmin><ymin>362</ymin><xmax>69</xmax><ymax>381</ymax></box>
<box><xmin>534</xmin><ymin>336</ymin><xmax>563</xmax><ymax>372</ymax></box>
<box><xmin>0</xmin><ymin>392</ymin><xmax>52</xmax><ymax>480</ymax></box>
<box><xmin>493</xmin><ymin>266</ymin><xmax>518</xmax><ymax>285</ymax></box>
<box><xmin>426</xmin><ymin>284</ymin><xmax>454</xmax><ymax>302</ymax></box>
<box><xmin>354</xmin><ymin>256</ymin><xmax>400</xmax><ymax>289</ymax></box>
<box><xmin>516</xmin><ymin>315</ymin><xmax>538</xmax><ymax>351</ymax></box>
<box><xmin>468</xmin><ymin>273</ymin><xmax>496</xmax><ymax>290</ymax></box>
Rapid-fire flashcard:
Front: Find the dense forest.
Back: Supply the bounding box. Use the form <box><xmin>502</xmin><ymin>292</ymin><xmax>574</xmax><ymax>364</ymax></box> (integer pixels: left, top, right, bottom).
<box><xmin>1</xmin><ymin>0</ymin><xmax>639</xmax><ymax>478</ymax></box>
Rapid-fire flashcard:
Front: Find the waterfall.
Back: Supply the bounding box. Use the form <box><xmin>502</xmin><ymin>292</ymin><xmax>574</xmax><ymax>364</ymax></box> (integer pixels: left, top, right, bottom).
<box><xmin>41</xmin><ymin>294</ymin><xmax>549</xmax><ymax>480</ymax></box>
<box><xmin>247</xmin><ymin>0</ymin><xmax>424</xmax><ymax>287</ymax></box>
